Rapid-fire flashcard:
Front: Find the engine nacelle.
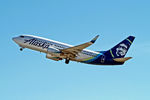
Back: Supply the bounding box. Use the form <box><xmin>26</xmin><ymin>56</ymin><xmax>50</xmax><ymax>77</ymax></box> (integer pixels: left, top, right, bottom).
<box><xmin>47</xmin><ymin>47</ymin><xmax>61</xmax><ymax>54</ymax></box>
<box><xmin>46</xmin><ymin>53</ymin><xmax>61</xmax><ymax>61</ymax></box>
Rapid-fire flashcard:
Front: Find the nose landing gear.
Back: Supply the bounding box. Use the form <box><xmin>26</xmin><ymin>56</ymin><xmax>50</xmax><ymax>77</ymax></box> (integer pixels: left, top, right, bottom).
<box><xmin>20</xmin><ymin>47</ymin><xmax>24</xmax><ymax>51</ymax></box>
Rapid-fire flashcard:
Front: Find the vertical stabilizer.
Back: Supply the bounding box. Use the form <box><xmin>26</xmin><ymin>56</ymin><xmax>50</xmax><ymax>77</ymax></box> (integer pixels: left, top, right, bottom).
<box><xmin>104</xmin><ymin>36</ymin><xmax>135</xmax><ymax>58</ymax></box>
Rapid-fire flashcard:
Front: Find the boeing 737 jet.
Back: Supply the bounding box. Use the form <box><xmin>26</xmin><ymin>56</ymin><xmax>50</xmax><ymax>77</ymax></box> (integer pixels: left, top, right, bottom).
<box><xmin>12</xmin><ymin>35</ymin><xmax>135</xmax><ymax>65</ymax></box>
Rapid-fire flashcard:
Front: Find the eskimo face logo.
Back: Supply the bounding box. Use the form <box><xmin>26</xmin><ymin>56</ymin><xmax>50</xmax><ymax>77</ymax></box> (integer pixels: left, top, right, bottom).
<box><xmin>116</xmin><ymin>43</ymin><xmax>128</xmax><ymax>56</ymax></box>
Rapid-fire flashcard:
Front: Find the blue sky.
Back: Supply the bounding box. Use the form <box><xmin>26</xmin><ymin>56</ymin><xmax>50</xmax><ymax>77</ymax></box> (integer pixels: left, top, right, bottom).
<box><xmin>0</xmin><ymin>0</ymin><xmax>150</xmax><ymax>100</ymax></box>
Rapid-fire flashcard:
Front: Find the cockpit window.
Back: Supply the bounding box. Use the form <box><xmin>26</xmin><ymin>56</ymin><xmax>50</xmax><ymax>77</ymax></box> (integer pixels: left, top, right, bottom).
<box><xmin>20</xmin><ymin>35</ymin><xmax>24</xmax><ymax>38</ymax></box>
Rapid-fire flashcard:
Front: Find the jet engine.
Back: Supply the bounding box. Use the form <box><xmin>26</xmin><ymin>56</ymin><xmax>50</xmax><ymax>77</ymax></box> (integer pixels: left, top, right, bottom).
<box><xmin>46</xmin><ymin>47</ymin><xmax>62</xmax><ymax>61</ymax></box>
<box><xmin>47</xmin><ymin>47</ymin><xmax>61</xmax><ymax>54</ymax></box>
<box><xmin>46</xmin><ymin>53</ymin><xmax>62</xmax><ymax>61</ymax></box>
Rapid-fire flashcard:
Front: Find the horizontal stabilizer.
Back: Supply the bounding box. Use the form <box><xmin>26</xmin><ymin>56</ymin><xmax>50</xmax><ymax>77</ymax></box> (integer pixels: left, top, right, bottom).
<box><xmin>113</xmin><ymin>57</ymin><xmax>132</xmax><ymax>63</ymax></box>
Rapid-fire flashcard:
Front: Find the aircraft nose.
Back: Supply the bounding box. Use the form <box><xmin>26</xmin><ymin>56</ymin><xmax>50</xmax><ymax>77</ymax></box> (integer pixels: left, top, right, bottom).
<box><xmin>12</xmin><ymin>37</ymin><xmax>17</xmax><ymax>42</ymax></box>
<box><xmin>12</xmin><ymin>37</ymin><xmax>20</xmax><ymax>44</ymax></box>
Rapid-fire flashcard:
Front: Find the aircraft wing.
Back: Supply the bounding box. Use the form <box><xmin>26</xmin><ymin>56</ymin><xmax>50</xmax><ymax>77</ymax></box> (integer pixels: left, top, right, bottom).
<box><xmin>61</xmin><ymin>35</ymin><xmax>99</xmax><ymax>56</ymax></box>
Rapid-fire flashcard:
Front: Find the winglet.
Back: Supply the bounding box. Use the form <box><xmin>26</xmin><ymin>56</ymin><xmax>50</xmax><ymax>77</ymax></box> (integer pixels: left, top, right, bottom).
<box><xmin>90</xmin><ymin>35</ymin><xmax>99</xmax><ymax>43</ymax></box>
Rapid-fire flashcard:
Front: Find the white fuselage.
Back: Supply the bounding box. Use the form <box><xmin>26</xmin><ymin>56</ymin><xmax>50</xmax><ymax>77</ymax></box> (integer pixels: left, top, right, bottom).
<box><xmin>13</xmin><ymin>35</ymin><xmax>100</xmax><ymax>62</ymax></box>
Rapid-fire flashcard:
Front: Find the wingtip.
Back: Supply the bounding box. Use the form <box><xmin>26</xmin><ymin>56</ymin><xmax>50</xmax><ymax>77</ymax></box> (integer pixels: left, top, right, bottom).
<box><xmin>91</xmin><ymin>35</ymin><xmax>99</xmax><ymax>43</ymax></box>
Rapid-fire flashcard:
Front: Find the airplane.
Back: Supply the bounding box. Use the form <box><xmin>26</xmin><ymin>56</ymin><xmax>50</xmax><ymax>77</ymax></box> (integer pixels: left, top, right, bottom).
<box><xmin>12</xmin><ymin>35</ymin><xmax>135</xmax><ymax>65</ymax></box>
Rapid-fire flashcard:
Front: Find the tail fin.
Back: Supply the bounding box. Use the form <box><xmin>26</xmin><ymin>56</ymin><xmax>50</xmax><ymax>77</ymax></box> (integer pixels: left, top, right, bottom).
<box><xmin>104</xmin><ymin>36</ymin><xmax>135</xmax><ymax>58</ymax></box>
